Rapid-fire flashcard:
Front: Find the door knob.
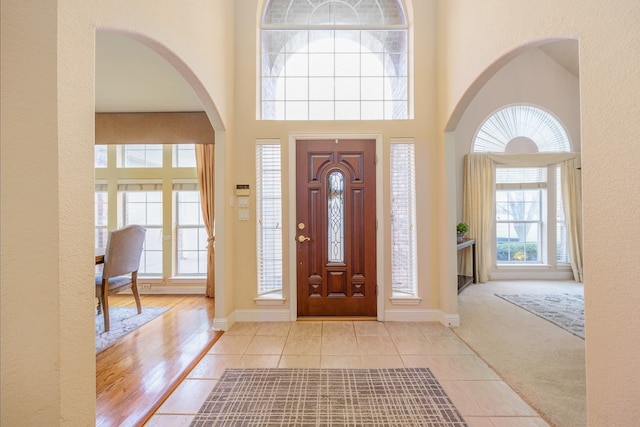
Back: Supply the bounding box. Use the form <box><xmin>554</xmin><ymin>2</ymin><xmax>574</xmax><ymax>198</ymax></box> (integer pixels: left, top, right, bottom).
<box><xmin>297</xmin><ymin>235</ymin><xmax>311</xmax><ymax>242</ymax></box>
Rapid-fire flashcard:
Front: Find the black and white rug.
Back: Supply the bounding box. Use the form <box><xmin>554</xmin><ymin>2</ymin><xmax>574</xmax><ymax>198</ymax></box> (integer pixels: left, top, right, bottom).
<box><xmin>191</xmin><ymin>368</ymin><xmax>467</xmax><ymax>426</ymax></box>
<box><xmin>496</xmin><ymin>293</ymin><xmax>584</xmax><ymax>339</ymax></box>
<box><xmin>96</xmin><ymin>306</ymin><xmax>170</xmax><ymax>353</ymax></box>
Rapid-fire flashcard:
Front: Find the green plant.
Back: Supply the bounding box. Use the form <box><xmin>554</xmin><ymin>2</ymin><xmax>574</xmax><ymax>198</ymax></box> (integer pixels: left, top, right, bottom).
<box><xmin>456</xmin><ymin>222</ymin><xmax>469</xmax><ymax>233</ymax></box>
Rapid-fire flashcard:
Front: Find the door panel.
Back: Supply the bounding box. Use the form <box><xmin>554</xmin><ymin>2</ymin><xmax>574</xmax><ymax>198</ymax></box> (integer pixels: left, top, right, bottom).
<box><xmin>296</xmin><ymin>139</ymin><xmax>376</xmax><ymax>317</ymax></box>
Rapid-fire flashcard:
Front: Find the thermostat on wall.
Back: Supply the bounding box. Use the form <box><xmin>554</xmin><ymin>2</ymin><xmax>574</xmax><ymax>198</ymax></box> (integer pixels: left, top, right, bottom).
<box><xmin>236</xmin><ymin>184</ymin><xmax>250</xmax><ymax>196</ymax></box>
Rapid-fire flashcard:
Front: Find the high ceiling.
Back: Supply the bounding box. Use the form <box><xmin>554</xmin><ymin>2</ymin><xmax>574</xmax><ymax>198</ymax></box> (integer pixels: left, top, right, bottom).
<box><xmin>95</xmin><ymin>33</ymin><xmax>579</xmax><ymax>113</ymax></box>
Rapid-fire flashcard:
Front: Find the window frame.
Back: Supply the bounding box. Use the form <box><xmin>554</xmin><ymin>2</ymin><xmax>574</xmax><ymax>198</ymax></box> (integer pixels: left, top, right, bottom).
<box><xmin>120</xmin><ymin>185</ymin><xmax>164</xmax><ymax>276</ymax></box>
<box><xmin>256</xmin><ymin>141</ymin><xmax>284</xmax><ymax>297</ymax></box>
<box><xmin>473</xmin><ymin>104</ymin><xmax>572</xmax><ymax>271</ymax></box>
<box><xmin>389</xmin><ymin>139</ymin><xmax>418</xmax><ymax>298</ymax></box>
<box><xmin>260</xmin><ymin>0</ymin><xmax>410</xmax><ymax>120</ymax></box>
<box><xmin>174</xmin><ymin>183</ymin><xmax>207</xmax><ymax>276</ymax></box>
<box><xmin>95</xmin><ymin>144</ymin><xmax>205</xmax><ymax>282</ymax></box>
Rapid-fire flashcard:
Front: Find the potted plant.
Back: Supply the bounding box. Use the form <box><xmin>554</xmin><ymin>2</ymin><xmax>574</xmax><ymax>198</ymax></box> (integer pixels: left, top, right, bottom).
<box><xmin>456</xmin><ymin>222</ymin><xmax>469</xmax><ymax>243</ymax></box>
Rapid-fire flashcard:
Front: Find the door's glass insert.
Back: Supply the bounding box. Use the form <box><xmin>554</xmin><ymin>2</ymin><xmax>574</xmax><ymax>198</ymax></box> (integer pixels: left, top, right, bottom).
<box><xmin>327</xmin><ymin>171</ymin><xmax>345</xmax><ymax>262</ymax></box>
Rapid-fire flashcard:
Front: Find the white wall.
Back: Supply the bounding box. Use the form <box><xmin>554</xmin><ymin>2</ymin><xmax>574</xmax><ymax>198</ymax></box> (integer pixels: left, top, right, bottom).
<box><xmin>439</xmin><ymin>0</ymin><xmax>640</xmax><ymax>424</ymax></box>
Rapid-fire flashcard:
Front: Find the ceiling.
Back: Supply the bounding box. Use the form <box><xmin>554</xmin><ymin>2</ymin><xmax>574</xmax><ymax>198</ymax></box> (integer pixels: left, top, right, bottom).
<box><xmin>94</xmin><ymin>33</ymin><xmax>579</xmax><ymax>113</ymax></box>
<box><xmin>95</xmin><ymin>32</ymin><xmax>203</xmax><ymax>113</ymax></box>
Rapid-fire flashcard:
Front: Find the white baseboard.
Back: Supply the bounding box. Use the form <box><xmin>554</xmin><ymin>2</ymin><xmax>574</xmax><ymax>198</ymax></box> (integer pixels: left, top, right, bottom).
<box><xmin>490</xmin><ymin>270</ymin><xmax>573</xmax><ymax>281</ymax></box>
<box><xmin>384</xmin><ymin>308</ymin><xmax>459</xmax><ymax>327</ymax></box>
<box><xmin>212</xmin><ymin>309</ymin><xmax>290</xmax><ymax>331</ymax></box>
<box><xmin>233</xmin><ymin>309</ymin><xmax>291</xmax><ymax>322</ymax></box>
<box><xmin>212</xmin><ymin>314</ymin><xmax>234</xmax><ymax>332</ymax></box>
<box><xmin>438</xmin><ymin>312</ymin><xmax>461</xmax><ymax>328</ymax></box>
<box><xmin>137</xmin><ymin>285</ymin><xmax>206</xmax><ymax>295</ymax></box>
<box><xmin>212</xmin><ymin>308</ymin><xmax>460</xmax><ymax>331</ymax></box>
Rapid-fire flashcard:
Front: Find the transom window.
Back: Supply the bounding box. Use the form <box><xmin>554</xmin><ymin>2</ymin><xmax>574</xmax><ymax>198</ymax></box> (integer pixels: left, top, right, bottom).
<box><xmin>260</xmin><ymin>0</ymin><xmax>409</xmax><ymax>120</ymax></box>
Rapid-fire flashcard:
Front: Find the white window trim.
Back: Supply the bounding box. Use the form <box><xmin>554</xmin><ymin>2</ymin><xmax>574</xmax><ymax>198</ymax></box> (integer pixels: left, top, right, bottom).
<box><xmin>389</xmin><ymin>138</ymin><xmax>419</xmax><ymax>300</ymax></box>
<box><xmin>255</xmin><ymin>140</ymin><xmax>285</xmax><ymax>304</ymax></box>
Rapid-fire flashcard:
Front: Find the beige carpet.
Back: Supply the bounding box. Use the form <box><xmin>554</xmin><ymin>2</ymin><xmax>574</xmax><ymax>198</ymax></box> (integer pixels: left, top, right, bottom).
<box><xmin>454</xmin><ymin>280</ymin><xmax>586</xmax><ymax>427</ymax></box>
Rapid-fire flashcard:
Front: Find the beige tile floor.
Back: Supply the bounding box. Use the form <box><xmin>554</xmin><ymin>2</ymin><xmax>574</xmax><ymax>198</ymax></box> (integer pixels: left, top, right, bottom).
<box><xmin>145</xmin><ymin>321</ymin><xmax>550</xmax><ymax>427</ymax></box>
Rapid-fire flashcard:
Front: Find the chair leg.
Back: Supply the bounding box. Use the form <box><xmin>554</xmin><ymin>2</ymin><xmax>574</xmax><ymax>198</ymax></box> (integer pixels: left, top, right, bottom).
<box><xmin>102</xmin><ymin>282</ymin><xmax>110</xmax><ymax>332</ymax></box>
<box><xmin>132</xmin><ymin>271</ymin><xmax>142</xmax><ymax>314</ymax></box>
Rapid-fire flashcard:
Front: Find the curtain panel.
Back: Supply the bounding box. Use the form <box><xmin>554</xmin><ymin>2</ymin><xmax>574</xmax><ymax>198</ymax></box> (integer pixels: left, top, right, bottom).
<box><xmin>462</xmin><ymin>152</ymin><xmax>583</xmax><ymax>283</ymax></box>
<box><xmin>196</xmin><ymin>144</ymin><xmax>215</xmax><ymax>298</ymax></box>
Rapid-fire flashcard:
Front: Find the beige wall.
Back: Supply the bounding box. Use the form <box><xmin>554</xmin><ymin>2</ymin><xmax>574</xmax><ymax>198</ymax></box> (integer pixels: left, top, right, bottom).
<box><xmin>3</xmin><ymin>0</ymin><xmax>640</xmax><ymax>425</ymax></box>
<box><xmin>438</xmin><ymin>0</ymin><xmax>640</xmax><ymax>424</ymax></box>
<box><xmin>0</xmin><ymin>0</ymin><xmax>234</xmax><ymax>425</ymax></box>
<box><xmin>232</xmin><ymin>0</ymin><xmax>450</xmax><ymax>319</ymax></box>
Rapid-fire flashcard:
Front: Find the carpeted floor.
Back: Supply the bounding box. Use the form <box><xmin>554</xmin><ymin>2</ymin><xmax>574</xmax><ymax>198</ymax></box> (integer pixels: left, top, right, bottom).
<box><xmin>191</xmin><ymin>368</ymin><xmax>468</xmax><ymax>426</ymax></box>
<box><xmin>455</xmin><ymin>281</ymin><xmax>586</xmax><ymax>427</ymax></box>
<box><xmin>96</xmin><ymin>306</ymin><xmax>170</xmax><ymax>353</ymax></box>
<box><xmin>495</xmin><ymin>293</ymin><xmax>584</xmax><ymax>339</ymax></box>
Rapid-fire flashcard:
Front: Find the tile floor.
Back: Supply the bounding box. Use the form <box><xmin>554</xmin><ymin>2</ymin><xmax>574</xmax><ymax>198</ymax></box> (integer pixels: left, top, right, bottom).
<box><xmin>145</xmin><ymin>321</ymin><xmax>550</xmax><ymax>427</ymax></box>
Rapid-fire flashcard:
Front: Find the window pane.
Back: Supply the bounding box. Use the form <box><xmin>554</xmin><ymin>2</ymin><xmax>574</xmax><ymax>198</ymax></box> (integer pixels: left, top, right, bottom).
<box><xmin>335</xmin><ymin>77</ymin><xmax>360</xmax><ymax>100</ymax></box>
<box><xmin>174</xmin><ymin>144</ymin><xmax>196</xmax><ymax>167</ymax></box>
<box><xmin>496</xmin><ymin>189</ymin><xmax>543</xmax><ymax>264</ymax></box>
<box><xmin>309</xmin><ymin>101</ymin><xmax>334</xmax><ymax>120</ymax></box>
<box><xmin>177</xmin><ymin>191</ymin><xmax>203</xmax><ymax>225</ymax></box>
<box><xmin>95</xmin><ymin>145</ymin><xmax>107</xmax><ymax>168</ymax></box>
<box><xmin>123</xmin><ymin>144</ymin><xmax>163</xmax><ymax>168</ymax></box>
<box><xmin>177</xmin><ymin>228</ymin><xmax>207</xmax><ymax>275</ymax></box>
<box><xmin>123</xmin><ymin>191</ymin><xmax>163</xmax><ymax>275</ymax></box>
<box><xmin>309</xmin><ymin>78</ymin><xmax>334</xmax><ymax>100</ymax></box>
<box><xmin>175</xmin><ymin>190</ymin><xmax>206</xmax><ymax>275</ymax></box>
<box><xmin>95</xmin><ymin>191</ymin><xmax>108</xmax><ymax>226</ymax></box>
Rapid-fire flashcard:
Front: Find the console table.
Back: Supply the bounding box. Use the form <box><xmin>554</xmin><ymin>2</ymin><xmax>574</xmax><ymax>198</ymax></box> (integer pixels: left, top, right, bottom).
<box><xmin>457</xmin><ymin>239</ymin><xmax>476</xmax><ymax>293</ymax></box>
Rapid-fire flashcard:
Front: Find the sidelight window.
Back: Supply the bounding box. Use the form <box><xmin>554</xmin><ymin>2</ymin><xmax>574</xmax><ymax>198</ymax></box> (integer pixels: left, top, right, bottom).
<box><xmin>256</xmin><ymin>142</ymin><xmax>283</xmax><ymax>295</ymax></box>
<box><xmin>390</xmin><ymin>141</ymin><xmax>418</xmax><ymax>296</ymax></box>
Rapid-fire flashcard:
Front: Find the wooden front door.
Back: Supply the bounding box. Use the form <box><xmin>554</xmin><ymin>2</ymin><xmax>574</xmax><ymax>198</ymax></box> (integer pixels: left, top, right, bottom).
<box><xmin>296</xmin><ymin>139</ymin><xmax>377</xmax><ymax>317</ymax></box>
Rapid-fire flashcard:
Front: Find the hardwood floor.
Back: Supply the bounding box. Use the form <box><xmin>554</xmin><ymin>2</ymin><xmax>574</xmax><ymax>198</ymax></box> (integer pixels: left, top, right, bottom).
<box><xmin>96</xmin><ymin>294</ymin><xmax>221</xmax><ymax>427</ymax></box>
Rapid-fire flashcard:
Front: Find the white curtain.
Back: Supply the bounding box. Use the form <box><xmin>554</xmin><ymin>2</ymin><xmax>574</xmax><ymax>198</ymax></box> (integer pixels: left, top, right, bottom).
<box><xmin>561</xmin><ymin>157</ymin><xmax>583</xmax><ymax>282</ymax></box>
<box><xmin>463</xmin><ymin>153</ymin><xmax>495</xmax><ymax>283</ymax></box>
<box><xmin>462</xmin><ymin>152</ymin><xmax>583</xmax><ymax>283</ymax></box>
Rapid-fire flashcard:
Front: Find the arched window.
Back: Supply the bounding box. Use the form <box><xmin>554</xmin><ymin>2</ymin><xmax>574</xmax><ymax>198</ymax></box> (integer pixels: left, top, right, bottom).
<box><xmin>473</xmin><ymin>105</ymin><xmax>571</xmax><ymax>265</ymax></box>
<box><xmin>473</xmin><ymin>105</ymin><xmax>570</xmax><ymax>153</ymax></box>
<box><xmin>260</xmin><ymin>0</ymin><xmax>409</xmax><ymax>120</ymax></box>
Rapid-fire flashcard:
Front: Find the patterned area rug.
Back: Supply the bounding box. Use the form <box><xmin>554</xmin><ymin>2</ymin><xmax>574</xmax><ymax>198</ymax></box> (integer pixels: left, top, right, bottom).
<box><xmin>191</xmin><ymin>368</ymin><xmax>467</xmax><ymax>426</ymax></box>
<box><xmin>496</xmin><ymin>293</ymin><xmax>584</xmax><ymax>339</ymax></box>
<box><xmin>96</xmin><ymin>306</ymin><xmax>170</xmax><ymax>353</ymax></box>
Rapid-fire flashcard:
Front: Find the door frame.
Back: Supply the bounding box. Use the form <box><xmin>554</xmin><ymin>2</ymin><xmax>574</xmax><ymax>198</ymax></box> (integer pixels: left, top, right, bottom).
<box><xmin>288</xmin><ymin>133</ymin><xmax>384</xmax><ymax>320</ymax></box>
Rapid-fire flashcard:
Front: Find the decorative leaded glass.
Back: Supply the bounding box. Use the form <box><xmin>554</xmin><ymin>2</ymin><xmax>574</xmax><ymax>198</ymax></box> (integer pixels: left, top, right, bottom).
<box><xmin>327</xmin><ymin>171</ymin><xmax>344</xmax><ymax>262</ymax></box>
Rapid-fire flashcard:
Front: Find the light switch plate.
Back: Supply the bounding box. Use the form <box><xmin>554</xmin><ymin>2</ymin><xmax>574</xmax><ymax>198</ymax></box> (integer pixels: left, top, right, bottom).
<box><xmin>238</xmin><ymin>209</ymin><xmax>249</xmax><ymax>221</ymax></box>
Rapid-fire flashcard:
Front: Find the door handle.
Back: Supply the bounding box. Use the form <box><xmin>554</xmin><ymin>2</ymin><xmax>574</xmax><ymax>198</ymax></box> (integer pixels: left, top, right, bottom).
<box><xmin>297</xmin><ymin>235</ymin><xmax>311</xmax><ymax>242</ymax></box>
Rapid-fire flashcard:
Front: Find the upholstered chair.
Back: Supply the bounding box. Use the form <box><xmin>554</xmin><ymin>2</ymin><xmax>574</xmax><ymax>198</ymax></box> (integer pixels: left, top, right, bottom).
<box><xmin>96</xmin><ymin>224</ymin><xmax>146</xmax><ymax>332</ymax></box>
